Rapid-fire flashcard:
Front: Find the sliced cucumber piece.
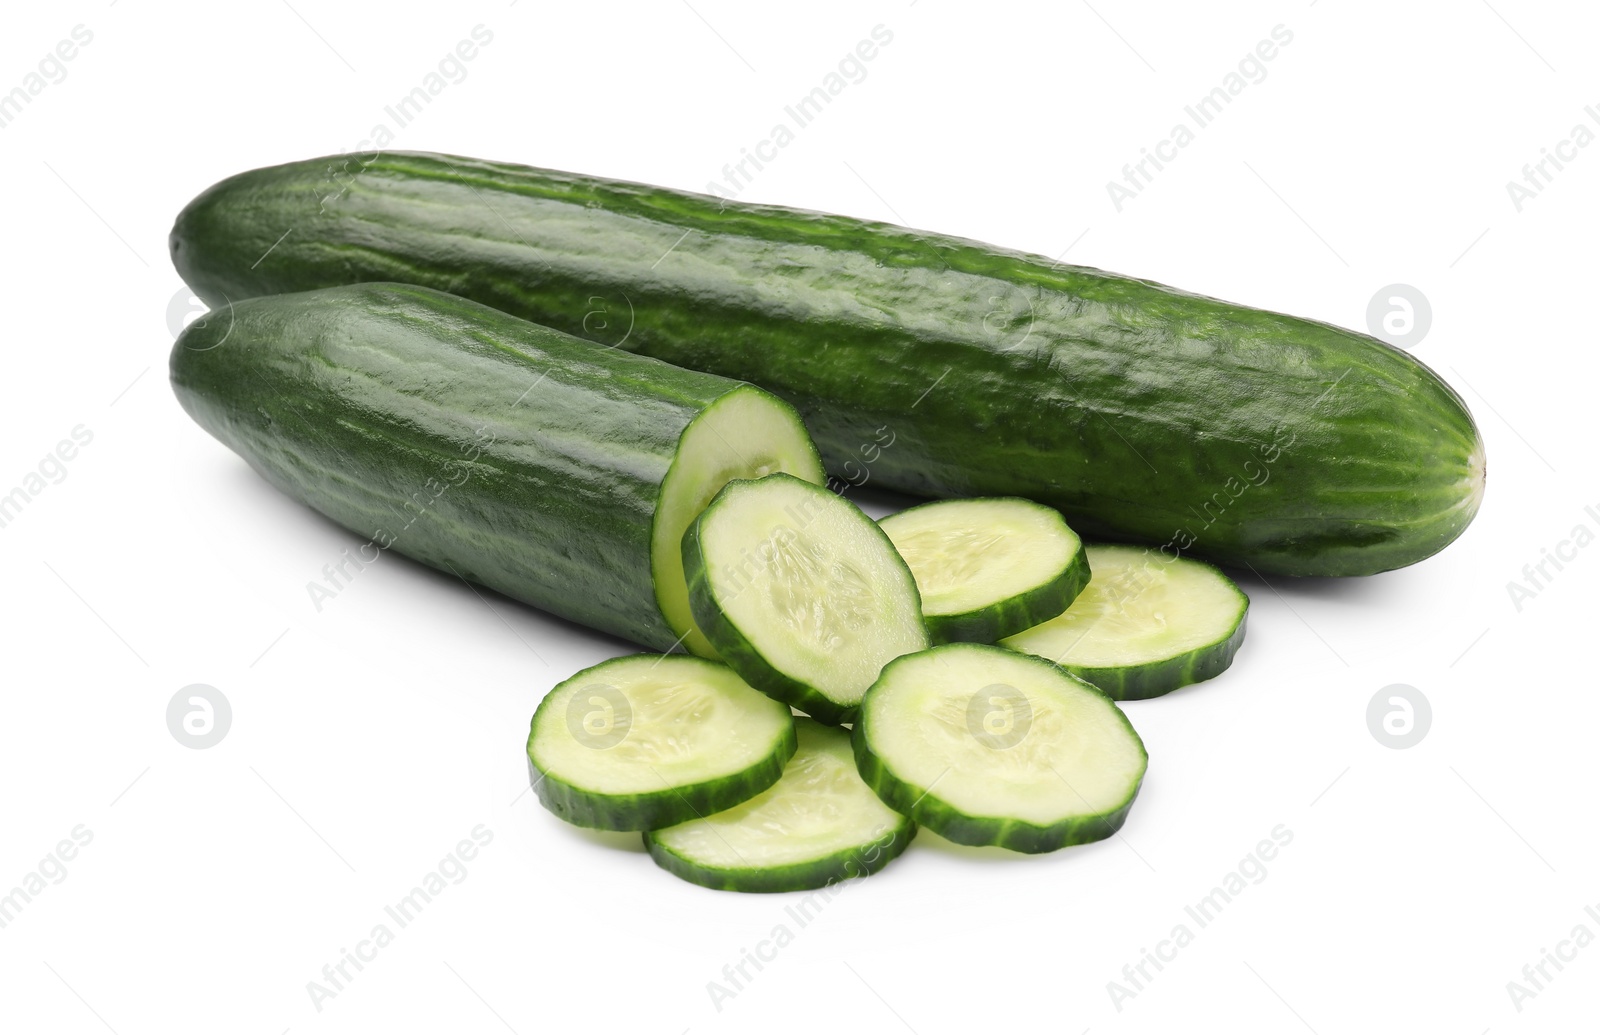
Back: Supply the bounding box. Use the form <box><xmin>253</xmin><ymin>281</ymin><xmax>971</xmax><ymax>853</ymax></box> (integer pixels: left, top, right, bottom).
<box><xmin>853</xmin><ymin>643</ymin><xmax>1146</xmax><ymax>854</ymax></box>
<box><xmin>644</xmin><ymin>719</ymin><xmax>915</xmax><ymax>892</ymax></box>
<box><xmin>1000</xmin><ymin>544</ymin><xmax>1248</xmax><ymax>700</ymax></box>
<box><xmin>879</xmin><ymin>497</ymin><xmax>1090</xmax><ymax>644</ymax></box>
<box><xmin>655</xmin><ymin>387</ymin><xmax>826</xmax><ymax>659</ymax></box>
<box><xmin>527</xmin><ymin>654</ymin><xmax>796</xmax><ymax>831</ymax></box>
<box><xmin>682</xmin><ymin>473</ymin><xmax>929</xmax><ymax>725</ymax></box>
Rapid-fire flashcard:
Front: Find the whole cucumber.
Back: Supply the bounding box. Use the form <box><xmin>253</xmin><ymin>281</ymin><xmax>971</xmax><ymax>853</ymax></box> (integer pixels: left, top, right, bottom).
<box><xmin>171</xmin><ymin>153</ymin><xmax>1484</xmax><ymax>576</ymax></box>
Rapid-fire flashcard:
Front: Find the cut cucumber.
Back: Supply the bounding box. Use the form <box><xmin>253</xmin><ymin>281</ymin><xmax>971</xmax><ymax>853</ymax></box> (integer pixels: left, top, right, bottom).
<box><xmin>527</xmin><ymin>655</ymin><xmax>796</xmax><ymax>831</ymax></box>
<box><xmin>879</xmin><ymin>498</ymin><xmax>1090</xmax><ymax>644</ymax></box>
<box><xmin>644</xmin><ymin>719</ymin><xmax>915</xmax><ymax>892</ymax></box>
<box><xmin>1000</xmin><ymin>544</ymin><xmax>1248</xmax><ymax>700</ymax></box>
<box><xmin>170</xmin><ymin>283</ymin><xmax>824</xmax><ymax>657</ymax></box>
<box><xmin>852</xmin><ymin>643</ymin><xmax>1146</xmax><ymax>854</ymax></box>
<box><xmin>682</xmin><ymin>474</ymin><xmax>929</xmax><ymax>725</ymax></box>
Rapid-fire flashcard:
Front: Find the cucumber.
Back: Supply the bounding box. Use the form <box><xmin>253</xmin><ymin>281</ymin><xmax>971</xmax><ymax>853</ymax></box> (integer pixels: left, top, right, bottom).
<box><xmin>1001</xmin><ymin>544</ymin><xmax>1248</xmax><ymax>700</ymax></box>
<box><xmin>169</xmin><ymin>283</ymin><xmax>822</xmax><ymax>655</ymax></box>
<box><xmin>879</xmin><ymin>497</ymin><xmax>1089</xmax><ymax>644</ymax></box>
<box><xmin>853</xmin><ymin>643</ymin><xmax>1146</xmax><ymax>854</ymax></box>
<box><xmin>681</xmin><ymin>474</ymin><xmax>928</xmax><ymax>725</ymax></box>
<box><xmin>527</xmin><ymin>655</ymin><xmax>795</xmax><ymax>830</ymax></box>
<box><xmin>170</xmin><ymin>151</ymin><xmax>1485</xmax><ymax>577</ymax></box>
<box><xmin>644</xmin><ymin>719</ymin><xmax>915</xmax><ymax>892</ymax></box>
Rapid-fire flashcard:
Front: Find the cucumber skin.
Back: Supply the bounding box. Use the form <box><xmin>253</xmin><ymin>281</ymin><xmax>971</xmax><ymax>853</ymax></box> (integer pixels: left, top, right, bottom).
<box><xmin>924</xmin><ymin>542</ymin><xmax>1091</xmax><ymax>646</ymax></box>
<box><xmin>642</xmin><ymin>819</ymin><xmax>915</xmax><ymax>894</ymax></box>
<box><xmin>170</xmin><ymin>151</ymin><xmax>1485</xmax><ymax>577</ymax></box>
<box><xmin>169</xmin><ymin>282</ymin><xmax>756</xmax><ymax>651</ymax></box>
<box><xmin>680</xmin><ymin>475</ymin><xmax>929</xmax><ymax>726</ymax></box>
<box><xmin>528</xmin><ymin>722</ymin><xmax>798</xmax><ymax>833</ymax></box>
<box><xmin>852</xmin><ymin>649</ymin><xmax>1146</xmax><ymax>855</ymax></box>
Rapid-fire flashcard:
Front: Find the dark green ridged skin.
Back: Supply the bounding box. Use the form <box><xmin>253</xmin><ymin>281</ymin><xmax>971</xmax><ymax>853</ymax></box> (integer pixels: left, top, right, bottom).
<box><xmin>681</xmin><ymin>474</ymin><xmax>928</xmax><ymax>726</ymax></box>
<box><xmin>852</xmin><ymin>645</ymin><xmax>1146</xmax><ymax>855</ymax></box>
<box><xmin>1057</xmin><ymin>592</ymin><xmax>1248</xmax><ymax>702</ymax></box>
<box><xmin>527</xmin><ymin>657</ymin><xmax>798</xmax><ymax>832</ymax></box>
<box><xmin>170</xmin><ymin>152</ymin><xmax>1486</xmax><ymax>576</ymax></box>
<box><xmin>882</xmin><ymin>498</ymin><xmax>1092</xmax><ymax>644</ymax></box>
<box><xmin>169</xmin><ymin>282</ymin><xmax>767</xmax><ymax>651</ymax></box>
<box><xmin>642</xmin><ymin>720</ymin><xmax>916</xmax><ymax>893</ymax></box>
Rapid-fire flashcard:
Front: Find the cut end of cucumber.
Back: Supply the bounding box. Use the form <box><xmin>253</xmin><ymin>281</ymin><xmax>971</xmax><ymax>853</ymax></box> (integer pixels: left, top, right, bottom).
<box><xmin>879</xmin><ymin>497</ymin><xmax>1089</xmax><ymax>643</ymax></box>
<box><xmin>644</xmin><ymin>720</ymin><xmax>914</xmax><ymax>892</ymax></box>
<box><xmin>654</xmin><ymin>387</ymin><xmax>825</xmax><ymax>659</ymax></box>
<box><xmin>1001</xmin><ymin>544</ymin><xmax>1247</xmax><ymax>700</ymax></box>
<box><xmin>527</xmin><ymin>654</ymin><xmax>796</xmax><ymax>830</ymax></box>
<box><xmin>684</xmin><ymin>474</ymin><xmax>929</xmax><ymax>724</ymax></box>
<box><xmin>854</xmin><ymin>643</ymin><xmax>1146</xmax><ymax>853</ymax></box>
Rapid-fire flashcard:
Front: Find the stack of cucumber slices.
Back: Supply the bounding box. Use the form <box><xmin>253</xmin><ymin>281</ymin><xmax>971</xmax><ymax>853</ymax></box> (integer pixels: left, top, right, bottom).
<box><xmin>528</xmin><ymin>481</ymin><xmax>1250</xmax><ymax>892</ymax></box>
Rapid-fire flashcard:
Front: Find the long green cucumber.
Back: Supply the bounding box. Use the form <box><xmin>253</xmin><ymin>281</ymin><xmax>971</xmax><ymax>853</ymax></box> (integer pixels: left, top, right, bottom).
<box><xmin>169</xmin><ymin>282</ymin><xmax>823</xmax><ymax>653</ymax></box>
<box><xmin>170</xmin><ymin>152</ymin><xmax>1485</xmax><ymax>576</ymax></box>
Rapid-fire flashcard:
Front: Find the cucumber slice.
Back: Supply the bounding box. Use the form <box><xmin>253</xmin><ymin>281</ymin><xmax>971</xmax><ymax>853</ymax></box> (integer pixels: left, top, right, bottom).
<box><xmin>644</xmin><ymin>719</ymin><xmax>915</xmax><ymax>892</ymax></box>
<box><xmin>682</xmin><ymin>473</ymin><xmax>929</xmax><ymax>725</ymax></box>
<box><xmin>656</xmin><ymin>388</ymin><xmax>825</xmax><ymax>659</ymax></box>
<box><xmin>527</xmin><ymin>654</ymin><xmax>796</xmax><ymax>831</ymax></box>
<box><xmin>1000</xmin><ymin>544</ymin><xmax>1248</xmax><ymax>700</ymax></box>
<box><xmin>852</xmin><ymin>643</ymin><xmax>1147</xmax><ymax>854</ymax></box>
<box><xmin>879</xmin><ymin>497</ymin><xmax>1090</xmax><ymax>643</ymax></box>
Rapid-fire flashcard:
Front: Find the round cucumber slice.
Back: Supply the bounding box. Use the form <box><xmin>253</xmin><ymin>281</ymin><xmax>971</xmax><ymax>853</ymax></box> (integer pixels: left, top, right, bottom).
<box><xmin>1000</xmin><ymin>544</ymin><xmax>1248</xmax><ymax>700</ymax></box>
<box><xmin>654</xmin><ymin>386</ymin><xmax>826</xmax><ymax>659</ymax></box>
<box><xmin>682</xmin><ymin>473</ymin><xmax>929</xmax><ymax>725</ymax></box>
<box><xmin>879</xmin><ymin>497</ymin><xmax>1090</xmax><ymax>644</ymax></box>
<box><xmin>853</xmin><ymin>643</ymin><xmax>1147</xmax><ymax>854</ymax></box>
<box><xmin>644</xmin><ymin>719</ymin><xmax>915</xmax><ymax>892</ymax></box>
<box><xmin>527</xmin><ymin>654</ymin><xmax>796</xmax><ymax>831</ymax></box>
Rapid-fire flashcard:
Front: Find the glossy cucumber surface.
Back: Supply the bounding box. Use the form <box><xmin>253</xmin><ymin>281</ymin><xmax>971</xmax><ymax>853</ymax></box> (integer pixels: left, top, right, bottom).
<box><xmin>172</xmin><ymin>152</ymin><xmax>1485</xmax><ymax>575</ymax></box>
<box><xmin>169</xmin><ymin>282</ymin><xmax>820</xmax><ymax>651</ymax></box>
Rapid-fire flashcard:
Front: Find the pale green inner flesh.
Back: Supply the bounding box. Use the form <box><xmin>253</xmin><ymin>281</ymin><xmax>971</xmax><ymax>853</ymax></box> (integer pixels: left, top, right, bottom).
<box><xmin>1001</xmin><ymin>544</ymin><xmax>1245</xmax><ymax>669</ymax></box>
<box><xmin>655</xmin><ymin>388</ymin><xmax>825</xmax><ymax>658</ymax></box>
<box><xmin>865</xmin><ymin>645</ymin><xmax>1144</xmax><ymax>826</ymax></box>
<box><xmin>652</xmin><ymin>721</ymin><xmax>904</xmax><ymax>869</ymax></box>
<box><xmin>880</xmin><ymin>498</ymin><xmax>1080</xmax><ymax>617</ymax></box>
<box><xmin>531</xmin><ymin>655</ymin><xmax>792</xmax><ymax>795</ymax></box>
<box><xmin>701</xmin><ymin>478</ymin><xmax>929</xmax><ymax>709</ymax></box>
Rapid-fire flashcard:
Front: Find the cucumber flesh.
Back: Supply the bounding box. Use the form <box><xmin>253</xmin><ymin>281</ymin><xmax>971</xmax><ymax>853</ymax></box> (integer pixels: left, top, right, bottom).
<box><xmin>644</xmin><ymin>719</ymin><xmax>915</xmax><ymax>892</ymax></box>
<box><xmin>879</xmin><ymin>497</ymin><xmax>1089</xmax><ymax>643</ymax></box>
<box><xmin>656</xmin><ymin>387</ymin><xmax>825</xmax><ymax>658</ymax></box>
<box><xmin>527</xmin><ymin>654</ymin><xmax>796</xmax><ymax>831</ymax></box>
<box><xmin>1000</xmin><ymin>544</ymin><xmax>1248</xmax><ymax>700</ymax></box>
<box><xmin>853</xmin><ymin>643</ymin><xmax>1147</xmax><ymax>854</ymax></box>
<box><xmin>683</xmin><ymin>473</ymin><xmax>929</xmax><ymax>725</ymax></box>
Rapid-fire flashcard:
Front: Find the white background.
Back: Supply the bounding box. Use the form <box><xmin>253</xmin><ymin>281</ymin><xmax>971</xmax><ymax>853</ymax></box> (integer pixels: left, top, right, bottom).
<box><xmin>1</xmin><ymin>1</ymin><xmax>1595</xmax><ymax>1032</ymax></box>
